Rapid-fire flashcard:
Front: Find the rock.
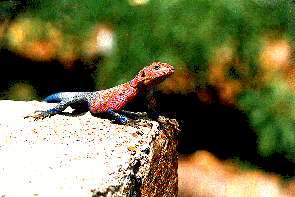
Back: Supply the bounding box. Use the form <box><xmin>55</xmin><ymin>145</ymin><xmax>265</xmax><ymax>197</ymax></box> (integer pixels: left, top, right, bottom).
<box><xmin>0</xmin><ymin>100</ymin><xmax>179</xmax><ymax>197</ymax></box>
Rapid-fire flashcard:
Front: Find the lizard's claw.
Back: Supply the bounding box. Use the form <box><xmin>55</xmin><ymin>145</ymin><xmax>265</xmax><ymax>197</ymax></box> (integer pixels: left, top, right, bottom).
<box><xmin>24</xmin><ymin>110</ymin><xmax>51</xmax><ymax>121</ymax></box>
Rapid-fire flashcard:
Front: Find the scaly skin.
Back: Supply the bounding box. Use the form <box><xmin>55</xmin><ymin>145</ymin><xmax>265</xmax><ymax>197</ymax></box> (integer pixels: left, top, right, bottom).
<box><xmin>25</xmin><ymin>62</ymin><xmax>175</xmax><ymax>124</ymax></box>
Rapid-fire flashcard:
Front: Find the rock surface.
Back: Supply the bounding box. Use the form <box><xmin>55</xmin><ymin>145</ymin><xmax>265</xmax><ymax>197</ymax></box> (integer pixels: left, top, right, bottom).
<box><xmin>0</xmin><ymin>100</ymin><xmax>179</xmax><ymax>197</ymax></box>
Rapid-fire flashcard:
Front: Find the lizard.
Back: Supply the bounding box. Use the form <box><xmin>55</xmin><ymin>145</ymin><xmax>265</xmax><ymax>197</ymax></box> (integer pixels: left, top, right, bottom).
<box><xmin>25</xmin><ymin>62</ymin><xmax>175</xmax><ymax>124</ymax></box>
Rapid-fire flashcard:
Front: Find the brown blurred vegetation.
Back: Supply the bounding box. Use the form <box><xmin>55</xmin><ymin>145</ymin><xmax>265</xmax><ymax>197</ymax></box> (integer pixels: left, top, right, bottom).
<box><xmin>179</xmin><ymin>151</ymin><xmax>295</xmax><ymax>197</ymax></box>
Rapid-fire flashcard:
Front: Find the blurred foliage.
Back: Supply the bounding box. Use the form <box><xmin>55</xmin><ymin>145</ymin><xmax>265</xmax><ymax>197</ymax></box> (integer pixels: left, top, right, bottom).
<box><xmin>1</xmin><ymin>0</ymin><xmax>295</xmax><ymax>160</ymax></box>
<box><xmin>238</xmin><ymin>79</ymin><xmax>295</xmax><ymax>158</ymax></box>
<box><xmin>0</xmin><ymin>1</ymin><xmax>21</xmax><ymax>20</ymax></box>
<box><xmin>7</xmin><ymin>82</ymin><xmax>37</xmax><ymax>100</ymax></box>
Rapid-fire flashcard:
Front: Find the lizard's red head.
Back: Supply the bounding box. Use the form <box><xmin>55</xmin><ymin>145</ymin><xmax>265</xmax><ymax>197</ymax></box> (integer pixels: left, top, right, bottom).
<box><xmin>131</xmin><ymin>62</ymin><xmax>175</xmax><ymax>87</ymax></box>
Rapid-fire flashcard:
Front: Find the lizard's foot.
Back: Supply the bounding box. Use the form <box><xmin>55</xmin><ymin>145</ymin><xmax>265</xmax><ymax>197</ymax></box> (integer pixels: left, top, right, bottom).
<box><xmin>106</xmin><ymin>109</ymin><xmax>130</xmax><ymax>125</ymax></box>
<box><xmin>113</xmin><ymin>115</ymin><xmax>129</xmax><ymax>125</ymax></box>
<box><xmin>24</xmin><ymin>110</ymin><xmax>52</xmax><ymax>120</ymax></box>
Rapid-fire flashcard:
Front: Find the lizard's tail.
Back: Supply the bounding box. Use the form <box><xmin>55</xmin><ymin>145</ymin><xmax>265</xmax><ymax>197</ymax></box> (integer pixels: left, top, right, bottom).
<box><xmin>43</xmin><ymin>92</ymin><xmax>81</xmax><ymax>103</ymax></box>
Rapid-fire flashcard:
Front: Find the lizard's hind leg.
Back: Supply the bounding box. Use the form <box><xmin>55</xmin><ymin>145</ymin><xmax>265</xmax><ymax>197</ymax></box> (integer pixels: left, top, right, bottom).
<box><xmin>25</xmin><ymin>100</ymin><xmax>73</xmax><ymax>120</ymax></box>
<box><xmin>25</xmin><ymin>92</ymin><xmax>91</xmax><ymax>120</ymax></box>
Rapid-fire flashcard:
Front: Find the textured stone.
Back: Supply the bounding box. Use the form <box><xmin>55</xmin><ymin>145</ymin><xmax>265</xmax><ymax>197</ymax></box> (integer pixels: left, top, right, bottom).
<box><xmin>0</xmin><ymin>100</ymin><xmax>179</xmax><ymax>197</ymax></box>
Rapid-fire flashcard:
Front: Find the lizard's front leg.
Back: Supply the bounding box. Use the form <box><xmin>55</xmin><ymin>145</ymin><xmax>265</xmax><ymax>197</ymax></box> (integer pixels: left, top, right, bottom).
<box><xmin>106</xmin><ymin>109</ymin><xmax>129</xmax><ymax>125</ymax></box>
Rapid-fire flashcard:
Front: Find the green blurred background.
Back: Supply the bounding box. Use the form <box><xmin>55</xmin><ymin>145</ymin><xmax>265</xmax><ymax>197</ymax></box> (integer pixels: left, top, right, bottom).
<box><xmin>0</xmin><ymin>0</ymin><xmax>295</xmax><ymax>178</ymax></box>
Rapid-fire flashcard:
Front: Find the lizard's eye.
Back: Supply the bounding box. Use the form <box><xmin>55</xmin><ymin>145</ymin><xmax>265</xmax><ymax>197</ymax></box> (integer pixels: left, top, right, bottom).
<box><xmin>140</xmin><ymin>71</ymin><xmax>146</xmax><ymax>77</ymax></box>
<box><xmin>154</xmin><ymin>65</ymin><xmax>160</xmax><ymax>70</ymax></box>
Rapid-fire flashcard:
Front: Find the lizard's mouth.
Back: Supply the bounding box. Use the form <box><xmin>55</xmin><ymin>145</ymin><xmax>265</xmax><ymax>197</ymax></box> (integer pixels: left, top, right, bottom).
<box><xmin>144</xmin><ymin>74</ymin><xmax>173</xmax><ymax>86</ymax></box>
